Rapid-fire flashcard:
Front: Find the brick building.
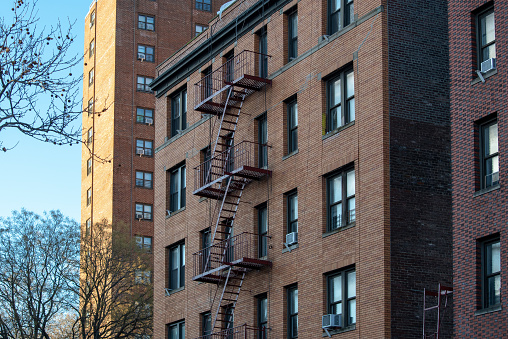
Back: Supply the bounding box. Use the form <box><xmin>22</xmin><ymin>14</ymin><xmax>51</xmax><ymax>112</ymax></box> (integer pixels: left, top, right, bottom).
<box><xmin>80</xmin><ymin>0</ymin><xmax>228</xmax><ymax>297</ymax></box>
<box><xmin>151</xmin><ymin>0</ymin><xmax>452</xmax><ymax>338</ymax></box>
<box><xmin>450</xmin><ymin>1</ymin><xmax>507</xmax><ymax>337</ymax></box>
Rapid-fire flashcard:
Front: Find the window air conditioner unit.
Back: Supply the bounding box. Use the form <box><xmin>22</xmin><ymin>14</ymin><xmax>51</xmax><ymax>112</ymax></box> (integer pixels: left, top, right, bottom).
<box><xmin>138</xmin><ymin>53</ymin><xmax>145</xmax><ymax>60</ymax></box>
<box><xmin>286</xmin><ymin>232</ymin><xmax>298</xmax><ymax>246</ymax></box>
<box><xmin>136</xmin><ymin>212</ymin><xmax>144</xmax><ymax>219</ymax></box>
<box><xmin>322</xmin><ymin>314</ymin><xmax>342</xmax><ymax>329</ymax></box>
<box><xmin>481</xmin><ymin>58</ymin><xmax>496</xmax><ymax>73</ymax></box>
<box><xmin>145</xmin><ymin>117</ymin><xmax>153</xmax><ymax>125</ymax></box>
<box><xmin>136</xmin><ymin>148</ymin><xmax>145</xmax><ymax>156</ymax></box>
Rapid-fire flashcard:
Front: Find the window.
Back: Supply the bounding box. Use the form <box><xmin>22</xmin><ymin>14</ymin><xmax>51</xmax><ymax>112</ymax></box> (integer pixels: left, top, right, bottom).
<box><xmin>171</xmin><ymin>88</ymin><xmax>187</xmax><ymax>137</ymax></box>
<box><xmin>196</xmin><ymin>24</ymin><xmax>207</xmax><ymax>36</ymax></box>
<box><xmin>287</xmin><ymin>192</ymin><xmax>298</xmax><ymax>235</ymax></box>
<box><xmin>134</xmin><ymin>270</ymin><xmax>151</xmax><ymax>284</ymax></box>
<box><xmin>328</xmin><ymin>0</ymin><xmax>354</xmax><ymax>35</ymax></box>
<box><xmin>326</xmin><ymin>68</ymin><xmax>354</xmax><ymax>132</ymax></box>
<box><xmin>327</xmin><ymin>168</ymin><xmax>355</xmax><ymax>231</ymax></box>
<box><xmin>202</xmin><ymin>66</ymin><xmax>213</xmax><ymax>99</ymax></box>
<box><xmin>137</xmin><ymin>76</ymin><xmax>153</xmax><ymax>92</ymax></box>
<box><xmin>222</xmin><ymin>305</ymin><xmax>234</xmax><ymax>332</ymax></box>
<box><xmin>136</xmin><ymin>139</ymin><xmax>153</xmax><ymax>157</ymax></box>
<box><xmin>169</xmin><ymin>164</ymin><xmax>186</xmax><ymax>212</ymax></box>
<box><xmin>257</xmin><ymin>294</ymin><xmax>268</xmax><ymax>338</ymax></box>
<box><xmin>87</xmin><ymin>127</ymin><xmax>93</xmax><ymax>145</ymax></box>
<box><xmin>136</xmin><ymin>235</ymin><xmax>153</xmax><ymax>252</ymax></box>
<box><xmin>196</xmin><ymin>0</ymin><xmax>211</xmax><ymax>11</ymax></box>
<box><xmin>257</xmin><ymin>113</ymin><xmax>268</xmax><ymax>168</ymax></box>
<box><xmin>258</xmin><ymin>27</ymin><xmax>268</xmax><ymax>78</ymax></box>
<box><xmin>257</xmin><ymin>204</ymin><xmax>268</xmax><ymax>258</ymax></box>
<box><xmin>167</xmin><ymin>321</ymin><xmax>185</xmax><ymax>339</ymax></box>
<box><xmin>327</xmin><ymin>268</ymin><xmax>356</xmax><ymax>326</ymax></box>
<box><xmin>87</xmin><ymin>98</ymin><xmax>94</xmax><ymax>117</ymax></box>
<box><xmin>138</xmin><ymin>45</ymin><xmax>154</xmax><ymax>62</ymax></box>
<box><xmin>201</xmin><ymin>145</ymin><xmax>212</xmax><ymax>185</ymax></box>
<box><xmin>288</xmin><ymin>10</ymin><xmax>298</xmax><ymax>61</ymax></box>
<box><xmin>201</xmin><ymin>312</ymin><xmax>212</xmax><ymax>338</ymax></box>
<box><xmin>287</xmin><ymin>99</ymin><xmax>298</xmax><ymax>154</ymax></box>
<box><xmin>89</xmin><ymin>39</ymin><xmax>95</xmax><ymax>57</ymax></box>
<box><xmin>480</xmin><ymin>119</ymin><xmax>499</xmax><ymax>188</ymax></box>
<box><xmin>135</xmin><ymin>203</ymin><xmax>152</xmax><ymax>220</ymax></box>
<box><xmin>87</xmin><ymin>188</ymin><xmax>92</xmax><ymax>206</ymax></box>
<box><xmin>87</xmin><ymin>157</ymin><xmax>92</xmax><ymax>176</ymax></box>
<box><xmin>138</xmin><ymin>14</ymin><xmax>155</xmax><ymax>31</ymax></box>
<box><xmin>136</xmin><ymin>171</ymin><xmax>153</xmax><ymax>189</ymax></box>
<box><xmin>224</xmin><ymin>50</ymin><xmax>235</xmax><ymax>83</ymax></box>
<box><xmin>86</xmin><ymin>218</ymin><xmax>91</xmax><ymax>237</ymax></box>
<box><xmin>477</xmin><ymin>7</ymin><xmax>496</xmax><ymax>66</ymax></box>
<box><xmin>90</xmin><ymin>10</ymin><xmax>95</xmax><ymax>28</ymax></box>
<box><xmin>482</xmin><ymin>238</ymin><xmax>501</xmax><ymax>309</ymax></box>
<box><xmin>287</xmin><ymin>285</ymin><xmax>298</xmax><ymax>339</ymax></box>
<box><xmin>168</xmin><ymin>242</ymin><xmax>185</xmax><ymax>290</ymax></box>
<box><xmin>88</xmin><ymin>68</ymin><xmax>94</xmax><ymax>86</ymax></box>
<box><xmin>137</xmin><ymin>107</ymin><xmax>154</xmax><ymax>124</ymax></box>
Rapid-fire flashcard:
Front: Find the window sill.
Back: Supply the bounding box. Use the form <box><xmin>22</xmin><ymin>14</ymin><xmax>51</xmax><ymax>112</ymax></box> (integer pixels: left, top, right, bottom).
<box><xmin>471</xmin><ymin>69</ymin><xmax>497</xmax><ymax>86</ymax></box>
<box><xmin>322</xmin><ymin>324</ymin><xmax>356</xmax><ymax>337</ymax></box>
<box><xmin>322</xmin><ymin>222</ymin><xmax>356</xmax><ymax>238</ymax></box>
<box><xmin>475</xmin><ymin>304</ymin><xmax>501</xmax><ymax>316</ymax></box>
<box><xmin>323</xmin><ymin>121</ymin><xmax>355</xmax><ymax>140</ymax></box>
<box><xmin>166</xmin><ymin>206</ymin><xmax>186</xmax><ymax>219</ymax></box>
<box><xmin>282</xmin><ymin>243</ymin><xmax>299</xmax><ymax>253</ymax></box>
<box><xmin>473</xmin><ymin>184</ymin><xmax>500</xmax><ymax>197</ymax></box>
<box><xmin>165</xmin><ymin>286</ymin><xmax>184</xmax><ymax>296</ymax></box>
<box><xmin>135</xmin><ymin>185</ymin><xmax>153</xmax><ymax>190</ymax></box>
<box><xmin>282</xmin><ymin>149</ymin><xmax>299</xmax><ymax>161</ymax></box>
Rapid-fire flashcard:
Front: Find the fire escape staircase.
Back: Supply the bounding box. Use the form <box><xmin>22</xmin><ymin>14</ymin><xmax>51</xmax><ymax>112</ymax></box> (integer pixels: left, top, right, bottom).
<box><xmin>191</xmin><ymin>51</ymin><xmax>271</xmax><ymax>338</ymax></box>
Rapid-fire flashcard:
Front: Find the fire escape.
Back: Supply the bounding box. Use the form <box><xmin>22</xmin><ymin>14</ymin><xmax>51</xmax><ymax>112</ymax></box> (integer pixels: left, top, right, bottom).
<box><xmin>192</xmin><ymin>50</ymin><xmax>272</xmax><ymax>338</ymax></box>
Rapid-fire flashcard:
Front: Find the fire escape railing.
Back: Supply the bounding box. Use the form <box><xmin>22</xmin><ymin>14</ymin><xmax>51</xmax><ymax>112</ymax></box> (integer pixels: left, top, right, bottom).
<box><xmin>195</xmin><ymin>324</ymin><xmax>266</xmax><ymax>339</ymax></box>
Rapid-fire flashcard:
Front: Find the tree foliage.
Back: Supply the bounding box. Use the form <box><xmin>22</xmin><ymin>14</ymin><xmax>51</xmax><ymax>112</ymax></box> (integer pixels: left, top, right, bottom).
<box><xmin>0</xmin><ymin>0</ymin><xmax>83</xmax><ymax>152</ymax></box>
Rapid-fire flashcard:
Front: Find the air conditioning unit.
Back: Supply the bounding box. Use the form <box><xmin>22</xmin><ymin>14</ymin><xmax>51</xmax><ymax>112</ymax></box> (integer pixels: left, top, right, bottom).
<box><xmin>136</xmin><ymin>148</ymin><xmax>145</xmax><ymax>156</ymax></box>
<box><xmin>481</xmin><ymin>57</ymin><xmax>496</xmax><ymax>73</ymax></box>
<box><xmin>145</xmin><ymin>117</ymin><xmax>153</xmax><ymax>125</ymax></box>
<box><xmin>286</xmin><ymin>232</ymin><xmax>298</xmax><ymax>246</ymax></box>
<box><xmin>138</xmin><ymin>53</ymin><xmax>145</xmax><ymax>60</ymax></box>
<box><xmin>322</xmin><ymin>314</ymin><xmax>342</xmax><ymax>329</ymax></box>
<box><xmin>136</xmin><ymin>212</ymin><xmax>144</xmax><ymax>219</ymax></box>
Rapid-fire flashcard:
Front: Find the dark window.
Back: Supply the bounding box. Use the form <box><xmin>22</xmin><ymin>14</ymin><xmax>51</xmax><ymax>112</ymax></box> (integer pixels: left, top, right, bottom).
<box><xmin>138</xmin><ymin>45</ymin><xmax>155</xmax><ymax>62</ymax></box>
<box><xmin>136</xmin><ymin>171</ymin><xmax>153</xmax><ymax>189</ymax></box>
<box><xmin>137</xmin><ymin>76</ymin><xmax>153</xmax><ymax>92</ymax></box>
<box><xmin>328</xmin><ymin>0</ymin><xmax>354</xmax><ymax>35</ymax></box>
<box><xmin>482</xmin><ymin>238</ymin><xmax>501</xmax><ymax>308</ymax></box>
<box><xmin>480</xmin><ymin>119</ymin><xmax>499</xmax><ymax>188</ymax></box>
<box><xmin>326</xmin><ymin>68</ymin><xmax>354</xmax><ymax>132</ymax></box>
<box><xmin>477</xmin><ymin>7</ymin><xmax>496</xmax><ymax>65</ymax></box>
<box><xmin>288</xmin><ymin>10</ymin><xmax>298</xmax><ymax>61</ymax></box>
<box><xmin>87</xmin><ymin>98</ymin><xmax>94</xmax><ymax>116</ymax></box>
<box><xmin>87</xmin><ymin>188</ymin><xmax>92</xmax><ymax>206</ymax></box>
<box><xmin>138</xmin><ymin>14</ymin><xmax>155</xmax><ymax>31</ymax></box>
<box><xmin>90</xmin><ymin>10</ymin><xmax>95</xmax><ymax>28</ymax></box>
<box><xmin>196</xmin><ymin>0</ymin><xmax>211</xmax><ymax>11</ymax></box>
<box><xmin>223</xmin><ymin>305</ymin><xmax>234</xmax><ymax>332</ymax></box>
<box><xmin>89</xmin><ymin>68</ymin><xmax>94</xmax><ymax>86</ymax></box>
<box><xmin>202</xmin><ymin>312</ymin><xmax>212</xmax><ymax>337</ymax></box>
<box><xmin>327</xmin><ymin>268</ymin><xmax>356</xmax><ymax>326</ymax></box>
<box><xmin>202</xmin><ymin>66</ymin><xmax>213</xmax><ymax>99</ymax></box>
<box><xmin>327</xmin><ymin>167</ymin><xmax>355</xmax><ymax>231</ymax></box>
<box><xmin>224</xmin><ymin>51</ymin><xmax>235</xmax><ymax>83</ymax></box>
<box><xmin>167</xmin><ymin>320</ymin><xmax>185</xmax><ymax>339</ymax></box>
<box><xmin>168</xmin><ymin>242</ymin><xmax>185</xmax><ymax>290</ymax></box>
<box><xmin>201</xmin><ymin>228</ymin><xmax>212</xmax><ymax>272</ymax></box>
<box><xmin>258</xmin><ymin>204</ymin><xmax>268</xmax><ymax>258</ymax></box>
<box><xmin>135</xmin><ymin>203</ymin><xmax>152</xmax><ymax>220</ymax></box>
<box><xmin>196</xmin><ymin>24</ymin><xmax>207</xmax><ymax>36</ymax></box>
<box><xmin>87</xmin><ymin>127</ymin><xmax>93</xmax><ymax>145</ymax></box>
<box><xmin>287</xmin><ymin>192</ymin><xmax>298</xmax><ymax>235</ymax></box>
<box><xmin>137</xmin><ymin>107</ymin><xmax>154</xmax><ymax>124</ymax></box>
<box><xmin>171</xmin><ymin>88</ymin><xmax>187</xmax><ymax>137</ymax></box>
<box><xmin>257</xmin><ymin>294</ymin><xmax>268</xmax><ymax>338</ymax></box>
<box><xmin>89</xmin><ymin>39</ymin><xmax>95</xmax><ymax>57</ymax></box>
<box><xmin>87</xmin><ymin>158</ymin><xmax>92</xmax><ymax>176</ymax></box>
<box><xmin>136</xmin><ymin>139</ymin><xmax>153</xmax><ymax>157</ymax></box>
<box><xmin>287</xmin><ymin>285</ymin><xmax>298</xmax><ymax>339</ymax></box>
<box><xmin>86</xmin><ymin>218</ymin><xmax>91</xmax><ymax>237</ymax></box>
<box><xmin>258</xmin><ymin>27</ymin><xmax>268</xmax><ymax>78</ymax></box>
<box><xmin>135</xmin><ymin>235</ymin><xmax>153</xmax><ymax>252</ymax></box>
<box><xmin>169</xmin><ymin>164</ymin><xmax>186</xmax><ymax>212</ymax></box>
<box><xmin>257</xmin><ymin>113</ymin><xmax>268</xmax><ymax>168</ymax></box>
<box><xmin>287</xmin><ymin>99</ymin><xmax>298</xmax><ymax>154</ymax></box>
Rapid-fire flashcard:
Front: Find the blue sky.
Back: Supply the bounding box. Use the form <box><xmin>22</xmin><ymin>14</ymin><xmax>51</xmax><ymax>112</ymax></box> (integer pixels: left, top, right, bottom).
<box><xmin>0</xmin><ymin>0</ymin><xmax>91</xmax><ymax>221</ymax></box>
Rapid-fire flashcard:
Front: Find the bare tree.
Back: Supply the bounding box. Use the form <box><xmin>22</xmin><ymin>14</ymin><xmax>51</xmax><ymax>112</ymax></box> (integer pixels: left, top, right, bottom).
<box><xmin>0</xmin><ymin>209</ymin><xmax>79</xmax><ymax>339</ymax></box>
<box><xmin>73</xmin><ymin>220</ymin><xmax>153</xmax><ymax>339</ymax></box>
<box><xmin>0</xmin><ymin>0</ymin><xmax>83</xmax><ymax>152</ymax></box>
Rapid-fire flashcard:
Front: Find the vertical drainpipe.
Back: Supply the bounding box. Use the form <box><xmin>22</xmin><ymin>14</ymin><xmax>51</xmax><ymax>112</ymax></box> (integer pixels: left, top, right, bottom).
<box><xmin>130</xmin><ymin>0</ymin><xmax>137</xmax><ymax>238</ymax></box>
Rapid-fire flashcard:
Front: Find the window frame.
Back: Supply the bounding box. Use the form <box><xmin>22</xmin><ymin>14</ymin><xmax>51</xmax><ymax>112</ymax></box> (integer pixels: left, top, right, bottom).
<box><xmin>326</xmin><ymin>167</ymin><xmax>355</xmax><ymax>232</ymax></box>
<box><xmin>90</xmin><ymin>10</ymin><xmax>95</xmax><ymax>28</ymax></box>
<box><xmin>288</xmin><ymin>9</ymin><xmax>298</xmax><ymax>61</ymax></box>
<box><xmin>88</xmin><ymin>68</ymin><xmax>94</xmax><ymax>87</ymax></box>
<box><xmin>87</xmin><ymin>98</ymin><xmax>94</xmax><ymax>117</ymax></box>
<box><xmin>257</xmin><ymin>294</ymin><xmax>268</xmax><ymax>338</ymax></box>
<box><xmin>136</xmin><ymin>107</ymin><xmax>154</xmax><ymax>125</ymax></box>
<box><xmin>287</xmin><ymin>285</ymin><xmax>298</xmax><ymax>339</ymax></box>
<box><xmin>136</xmin><ymin>139</ymin><xmax>153</xmax><ymax>157</ymax></box>
<box><xmin>257</xmin><ymin>113</ymin><xmax>268</xmax><ymax>168</ymax></box>
<box><xmin>258</xmin><ymin>27</ymin><xmax>268</xmax><ymax>78</ymax></box>
<box><xmin>201</xmin><ymin>311</ymin><xmax>212</xmax><ymax>337</ymax></box>
<box><xmin>286</xmin><ymin>191</ymin><xmax>298</xmax><ymax>235</ymax></box>
<box><xmin>327</xmin><ymin>0</ymin><xmax>354</xmax><ymax>35</ymax></box>
<box><xmin>479</xmin><ymin>118</ymin><xmax>499</xmax><ymax>189</ymax></box>
<box><xmin>327</xmin><ymin>267</ymin><xmax>356</xmax><ymax>326</ymax></box>
<box><xmin>87</xmin><ymin>157</ymin><xmax>92</xmax><ymax>176</ymax></box>
<box><xmin>169</xmin><ymin>164</ymin><xmax>186</xmax><ymax>212</ymax></box>
<box><xmin>136</xmin><ymin>171</ymin><xmax>153</xmax><ymax>189</ymax></box>
<box><xmin>476</xmin><ymin>6</ymin><xmax>496</xmax><ymax>67</ymax></box>
<box><xmin>168</xmin><ymin>242</ymin><xmax>185</xmax><ymax>290</ymax></box>
<box><xmin>89</xmin><ymin>39</ymin><xmax>95</xmax><ymax>58</ymax></box>
<box><xmin>167</xmin><ymin>320</ymin><xmax>185</xmax><ymax>339</ymax></box>
<box><xmin>326</xmin><ymin>68</ymin><xmax>354</xmax><ymax>133</ymax></box>
<box><xmin>135</xmin><ymin>235</ymin><xmax>153</xmax><ymax>253</ymax></box>
<box><xmin>135</xmin><ymin>203</ymin><xmax>152</xmax><ymax>221</ymax></box>
<box><xmin>195</xmin><ymin>0</ymin><xmax>211</xmax><ymax>11</ymax></box>
<box><xmin>257</xmin><ymin>203</ymin><xmax>268</xmax><ymax>258</ymax></box>
<box><xmin>138</xmin><ymin>14</ymin><xmax>155</xmax><ymax>31</ymax></box>
<box><xmin>137</xmin><ymin>44</ymin><xmax>155</xmax><ymax>62</ymax></box>
<box><xmin>195</xmin><ymin>24</ymin><xmax>208</xmax><ymax>36</ymax></box>
<box><xmin>87</xmin><ymin>188</ymin><xmax>92</xmax><ymax>206</ymax></box>
<box><xmin>481</xmin><ymin>237</ymin><xmax>501</xmax><ymax>309</ymax></box>
<box><xmin>171</xmin><ymin>88</ymin><xmax>187</xmax><ymax>137</ymax></box>
<box><xmin>137</xmin><ymin>75</ymin><xmax>153</xmax><ymax>93</ymax></box>
<box><xmin>87</xmin><ymin>127</ymin><xmax>93</xmax><ymax>145</ymax></box>
<box><xmin>287</xmin><ymin>98</ymin><xmax>298</xmax><ymax>154</ymax></box>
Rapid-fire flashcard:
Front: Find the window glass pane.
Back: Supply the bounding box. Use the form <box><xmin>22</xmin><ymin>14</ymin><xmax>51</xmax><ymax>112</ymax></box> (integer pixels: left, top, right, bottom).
<box><xmin>182</xmin><ymin>244</ymin><xmax>185</xmax><ymax>266</ymax></box>
<box><xmin>489</xmin><ymin>241</ymin><xmax>501</xmax><ymax>274</ymax></box>
<box><xmin>332</xmin><ymin>0</ymin><xmax>340</xmax><ymax>11</ymax></box>
<box><xmin>330</xmin><ymin>275</ymin><xmax>342</xmax><ymax>303</ymax></box>
<box><xmin>291</xmin><ymin>13</ymin><xmax>298</xmax><ymax>37</ymax></box>
<box><xmin>333</xmin><ymin>79</ymin><xmax>341</xmax><ymax>106</ymax></box>
<box><xmin>171</xmin><ymin>247</ymin><xmax>179</xmax><ymax>268</ymax></box>
<box><xmin>348</xmin><ymin>299</ymin><xmax>356</xmax><ymax>324</ymax></box>
<box><xmin>483</xmin><ymin>44</ymin><xmax>496</xmax><ymax>61</ymax></box>
<box><xmin>260</xmin><ymin>298</ymin><xmax>267</xmax><ymax>322</ymax></box>
<box><xmin>346</xmin><ymin>170</ymin><xmax>355</xmax><ymax>197</ymax></box>
<box><xmin>331</xmin><ymin>203</ymin><xmax>342</xmax><ymax>228</ymax></box>
<box><xmin>348</xmin><ymin>98</ymin><xmax>355</xmax><ymax>122</ymax></box>
<box><xmin>347</xmin><ymin>197</ymin><xmax>355</xmax><ymax>221</ymax></box>
<box><xmin>330</xmin><ymin>176</ymin><xmax>342</xmax><ymax>203</ymax></box>
<box><xmin>136</xmin><ymin>204</ymin><xmax>143</xmax><ymax>212</ymax></box>
<box><xmin>347</xmin><ymin>271</ymin><xmax>356</xmax><ymax>298</ymax></box>
<box><xmin>485</xmin><ymin>123</ymin><xmax>498</xmax><ymax>156</ymax></box>
<box><xmin>481</xmin><ymin>12</ymin><xmax>496</xmax><ymax>45</ymax></box>
<box><xmin>170</xmin><ymin>326</ymin><xmax>178</xmax><ymax>338</ymax></box>
<box><xmin>290</xmin><ymin>195</ymin><xmax>298</xmax><ymax>221</ymax></box>
<box><xmin>346</xmin><ymin>71</ymin><xmax>354</xmax><ymax>98</ymax></box>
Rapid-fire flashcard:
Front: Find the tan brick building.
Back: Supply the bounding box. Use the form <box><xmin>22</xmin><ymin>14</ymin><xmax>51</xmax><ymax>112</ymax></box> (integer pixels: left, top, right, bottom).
<box><xmin>151</xmin><ymin>0</ymin><xmax>452</xmax><ymax>338</ymax></box>
<box><xmin>80</xmin><ymin>0</ymin><xmax>229</xmax><ymax>295</ymax></box>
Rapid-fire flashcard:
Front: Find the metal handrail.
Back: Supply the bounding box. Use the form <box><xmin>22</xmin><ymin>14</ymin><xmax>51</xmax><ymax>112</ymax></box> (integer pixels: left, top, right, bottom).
<box><xmin>195</xmin><ymin>323</ymin><xmax>266</xmax><ymax>339</ymax></box>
